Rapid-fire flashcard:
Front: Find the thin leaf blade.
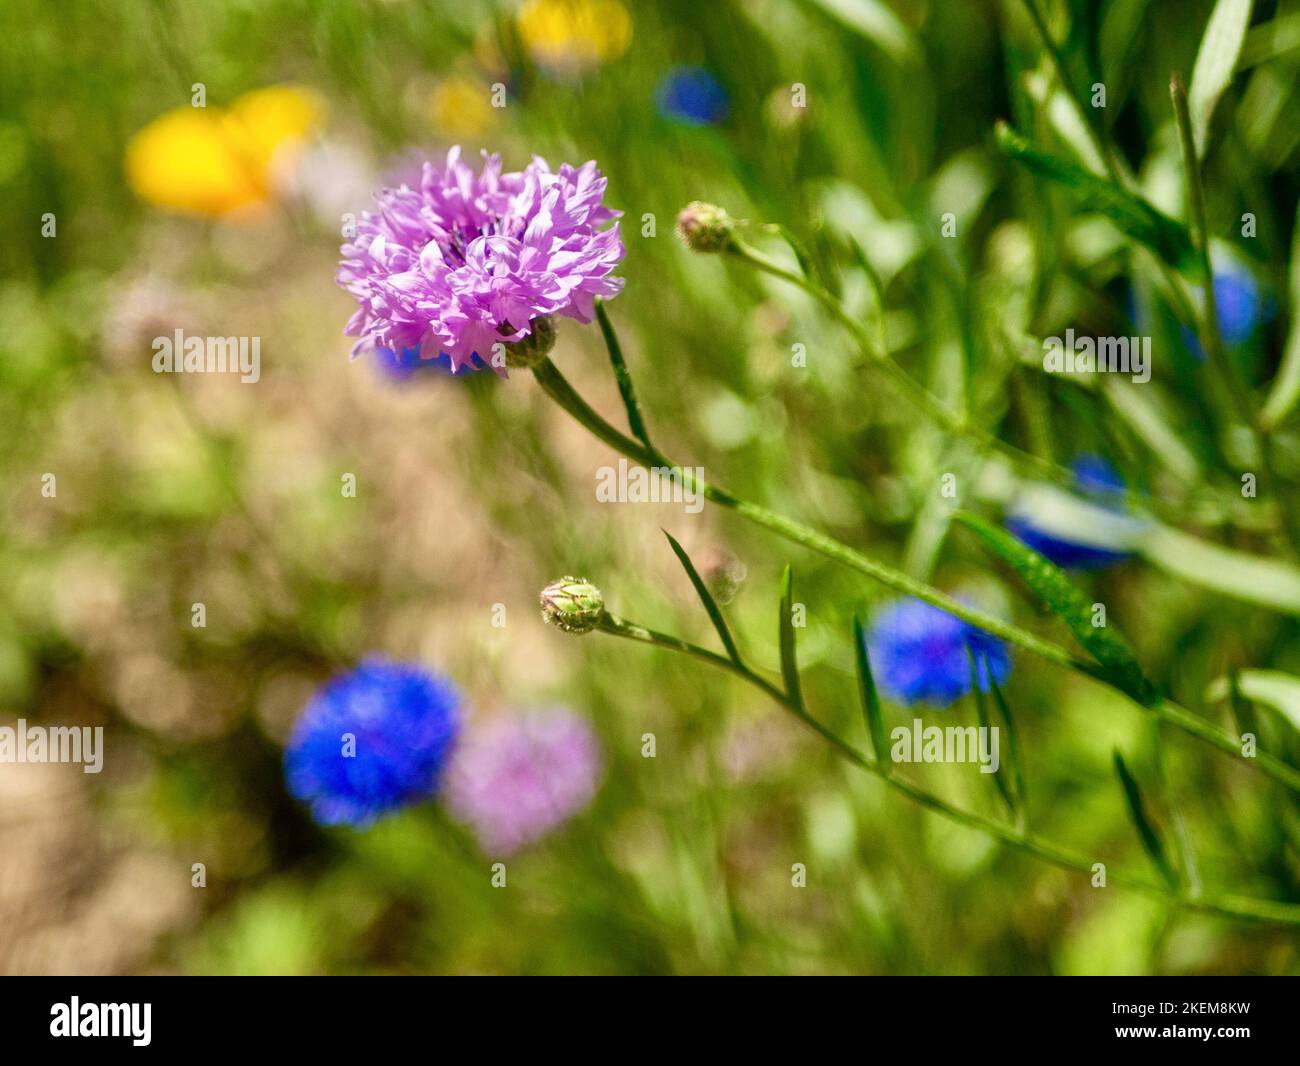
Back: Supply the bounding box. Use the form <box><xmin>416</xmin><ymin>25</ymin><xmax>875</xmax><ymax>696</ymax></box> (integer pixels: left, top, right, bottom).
<box><xmin>1113</xmin><ymin>751</ymin><xmax>1179</xmax><ymax>889</ymax></box>
<box><xmin>1261</xmin><ymin>199</ymin><xmax>1300</xmax><ymax>429</ymax></box>
<box><xmin>954</xmin><ymin>511</ymin><xmax>1159</xmax><ymax>706</ymax></box>
<box><xmin>995</xmin><ymin>122</ymin><xmax>1199</xmax><ymax>275</ymax></box>
<box><xmin>663</xmin><ymin>530</ymin><xmax>743</xmax><ymax>665</ymax></box>
<box><xmin>853</xmin><ymin>614</ymin><xmax>889</xmax><ymax>770</ymax></box>
<box><xmin>986</xmin><ymin>655</ymin><xmax>1027</xmax><ymax>815</ymax></box>
<box><xmin>1188</xmin><ymin>0</ymin><xmax>1254</xmax><ymax>158</ymax></box>
<box><xmin>967</xmin><ymin>643</ymin><xmax>1018</xmax><ymax>818</ymax></box>
<box><xmin>594</xmin><ymin>297</ymin><xmax>653</xmax><ymax>452</ymax></box>
<box><xmin>1226</xmin><ymin>667</ymin><xmax>1258</xmax><ymax>740</ymax></box>
<box><xmin>1207</xmin><ymin>668</ymin><xmax>1300</xmax><ymax>736</ymax></box>
<box><xmin>1142</xmin><ymin>524</ymin><xmax>1300</xmax><ymax>616</ymax></box>
<box><xmin>779</xmin><ymin>565</ymin><xmax>804</xmax><ymax>709</ymax></box>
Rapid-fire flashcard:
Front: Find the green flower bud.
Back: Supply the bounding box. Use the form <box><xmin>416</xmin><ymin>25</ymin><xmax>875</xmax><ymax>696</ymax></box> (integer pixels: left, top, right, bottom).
<box><xmin>502</xmin><ymin>315</ymin><xmax>557</xmax><ymax>369</ymax></box>
<box><xmin>540</xmin><ymin>577</ymin><xmax>605</xmax><ymax>634</ymax></box>
<box><xmin>675</xmin><ymin>201</ymin><xmax>736</xmax><ymax>253</ymax></box>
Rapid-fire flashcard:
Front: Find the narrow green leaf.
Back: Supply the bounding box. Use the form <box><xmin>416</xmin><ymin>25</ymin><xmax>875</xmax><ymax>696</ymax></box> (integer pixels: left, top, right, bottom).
<box><xmin>954</xmin><ymin>511</ymin><xmax>1160</xmax><ymax>706</ymax></box>
<box><xmin>967</xmin><ymin>643</ymin><xmax>1018</xmax><ymax>817</ymax></box>
<box><xmin>1101</xmin><ymin>379</ymin><xmax>1202</xmax><ymax>485</ymax></box>
<box><xmin>1239</xmin><ymin>11</ymin><xmax>1300</xmax><ymax>70</ymax></box>
<box><xmin>1113</xmin><ymin>751</ymin><xmax>1179</xmax><ymax>889</ymax></box>
<box><xmin>853</xmin><ymin>615</ymin><xmax>889</xmax><ymax>770</ymax></box>
<box><xmin>986</xmin><ymin>655</ymin><xmax>1027</xmax><ymax>815</ymax></box>
<box><xmin>1141</xmin><ymin>524</ymin><xmax>1300</xmax><ymax>616</ymax></box>
<box><xmin>1226</xmin><ymin>668</ymin><xmax>1258</xmax><ymax>740</ymax></box>
<box><xmin>1188</xmin><ymin>0</ymin><xmax>1254</xmax><ymax>158</ymax></box>
<box><xmin>1100</xmin><ymin>0</ymin><xmax>1153</xmax><ymax>105</ymax></box>
<box><xmin>994</xmin><ymin>122</ymin><xmax>1199</xmax><ymax>275</ymax></box>
<box><xmin>1207</xmin><ymin>669</ymin><xmax>1300</xmax><ymax>736</ymax></box>
<box><xmin>594</xmin><ymin>298</ymin><xmax>653</xmax><ymax>453</ymax></box>
<box><xmin>802</xmin><ymin>0</ymin><xmax>921</xmax><ymax>66</ymax></box>
<box><xmin>778</xmin><ymin>565</ymin><xmax>804</xmax><ymax>709</ymax></box>
<box><xmin>763</xmin><ymin>223</ymin><xmax>819</xmax><ymax>284</ymax></box>
<box><xmin>663</xmin><ymin>530</ymin><xmax>743</xmax><ymax>666</ymax></box>
<box><xmin>1261</xmin><ymin>199</ymin><xmax>1300</xmax><ymax>429</ymax></box>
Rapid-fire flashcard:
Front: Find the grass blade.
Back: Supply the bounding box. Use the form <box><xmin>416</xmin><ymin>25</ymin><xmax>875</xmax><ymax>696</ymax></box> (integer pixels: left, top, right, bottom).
<box><xmin>1113</xmin><ymin>751</ymin><xmax>1180</xmax><ymax>890</ymax></box>
<box><xmin>778</xmin><ymin>565</ymin><xmax>804</xmax><ymax>709</ymax></box>
<box><xmin>1226</xmin><ymin>667</ymin><xmax>1258</xmax><ymax>740</ymax></box>
<box><xmin>994</xmin><ymin>122</ymin><xmax>1198</xmax><ymax>275</ymax></box>
<box><xmin>1188</xmin><ymin>0</ymin><xmax>1254</xmax><ymax>159</ymax></box>
<box><xmin>967</xmin><ymin>643</ymin><xmax>1018</xmax><ymax>818</ymax></box>
<box><xmin>1208</xmin><ymin>668</ymin><xmax>1300</xmax><ymax>736</ymax></box>
<box><xmin>853</xmin><ymin>614</ymin><xmax>889</xmax><ymax>770</ymax></box>
<box><xmin>1141</xmin><ymin>524</ymin><xmax>1300</xmax><ymax>616</ymax></box>
<box><xmin>594</xmin><ymin>297</ymin><xmax>653</xmax><ymax>453</ymax></box>
<box><xmin>663</xmin><ymin>530</ymin><xmax>743</xmax><ymax>665</ymax></box>
<box><xmin>954</xmin><ymin>511</ymin><xmax>1159</xmax><ymax>706</ymax></box>
<box><xmin>1261</xmin><ymin>199</ymin><xmax>1300</xmax><ymax>429</ymax></box>
<box><xmin>986</xmin><ymin>655</ymin><xmax>1026</xmax><ymax>815</ymax></box>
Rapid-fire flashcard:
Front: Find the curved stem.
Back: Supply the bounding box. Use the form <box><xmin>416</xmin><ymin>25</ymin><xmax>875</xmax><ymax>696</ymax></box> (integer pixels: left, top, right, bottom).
<box><xmin>595</xmin><ymin>612</ymin><xmax>1300</xmax><ymax>926</ymax></box>
<box><xmin>533</xmin><ymin>357</ymin><xmax>1077</xmax><ymax>668</ymax></box>
<box><xmin>531</xmin><ymin>356</ymin><xmax>1300</xmax><ymax>796</ymax></box>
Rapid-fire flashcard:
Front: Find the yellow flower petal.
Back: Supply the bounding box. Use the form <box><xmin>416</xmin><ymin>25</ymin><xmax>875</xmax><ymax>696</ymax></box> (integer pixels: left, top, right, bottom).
<box><xmin>124</xmin><ymin>85</ymin><xmax>325</xmax><ymax>219</ymax></box>
<box><xmin>226</xmin><ymin>84</ymin><xmax>326</xmax><ymax>176</ymax></box>
<box><xmin>430</xmin><ymin>76</ymin><xmax>497</xmax><ymax>138</ymax></box>
<box><xmin>517</xmin><ymin>0</ymin><xmax>632</xmax><ymax>72</ymax></box>
<box><xmin>125</xmin><ymin>108</ymin><xmax>264</xmax><ymax>217</ymax></box>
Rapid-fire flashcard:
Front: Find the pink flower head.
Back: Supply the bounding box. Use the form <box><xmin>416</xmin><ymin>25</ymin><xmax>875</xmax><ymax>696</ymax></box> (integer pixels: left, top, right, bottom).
<box><xmin>444</xmin><ymin>708</ymin><xmax>603</xmax><ymax>855</ymax></box>
<box><xmin>337</xmin><ymin>147</ymin><xmax>625</xmax><ymax>373</ymax></box>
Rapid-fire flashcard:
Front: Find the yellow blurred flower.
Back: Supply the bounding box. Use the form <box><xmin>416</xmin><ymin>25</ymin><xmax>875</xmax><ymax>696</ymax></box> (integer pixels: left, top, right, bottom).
<box><xmin>516</xmin><ymin>0</ymin><xmax>632</xmax><ymax>74</ymax></box>
<box><xmin>125</xmin><ymin>84</ymin><xmax>325</xmax><ymax>219</ymax></box>
<box><xmin>429</xmin><ymin>76</ymin><xmax>497</xmax><ymax>139</ymax></box>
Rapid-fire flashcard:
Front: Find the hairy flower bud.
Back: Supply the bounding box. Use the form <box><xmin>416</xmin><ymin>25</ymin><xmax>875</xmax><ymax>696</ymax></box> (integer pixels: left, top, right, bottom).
<box><xmin>675</xmin><ymin>201</ymin><xmax>735</xmax><ymax>253</ymax></box>
<box><xmin>502</xmin><ymin>315</ymin><xmax>557</xmax><ymax>369</ymax></box>
<box><xmin>540</xmin><ymin>577</ymin><xmax>605</xmax><ymax>634</ymax></box>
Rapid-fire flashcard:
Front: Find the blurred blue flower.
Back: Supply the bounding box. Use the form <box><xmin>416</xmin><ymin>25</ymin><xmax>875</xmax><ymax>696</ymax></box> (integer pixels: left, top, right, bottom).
<box><xmin>285</xmin><ymin>658</ymin><xmax>461</xmax><ymax>827</ymax></box>
<box><xmin>866</xmin><ymin>598</ymin><xmax>1011</xmax><ymax>708</ymax></box>
<box><xmin>1214</xmin><ymin>270</ymin><xmax>1264</xmax><ymax>344</ymax></box>
<box><xmin>1181</xmin><ymin>268</ymin><xmax>1270</xmax><ymax>360</ymax></box>
<box><xmin>374</xmin><ymin>346</ymin><xmax>485</xmax><ymax>381</ymax></box>
<box><xmin>656</xmin><ymin>66</ymin><xmax>728</xmax><ymax>125</ymax></box>
<box><xmin>1005</xmin><ymin>455</ymin><xmax>1139</xmax><ymax>569</ymax></box>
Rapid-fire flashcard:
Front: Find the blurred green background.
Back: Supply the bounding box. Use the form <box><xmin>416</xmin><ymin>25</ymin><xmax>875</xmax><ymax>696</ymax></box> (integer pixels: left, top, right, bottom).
<box><xmin>2</xmin><ymin>0</ymin><xmax>1300</xmax><ymax>975</ymax></box>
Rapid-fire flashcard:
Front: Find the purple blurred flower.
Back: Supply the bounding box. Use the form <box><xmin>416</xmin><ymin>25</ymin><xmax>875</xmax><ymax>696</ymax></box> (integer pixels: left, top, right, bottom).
<box><xmin>445</xmin><ymin>708</ymin><xmax>602</xmax><ymax>854</ymax></box>
<box><xmin>337</xmin><ymin>147</ymin><xmax>625</xmax><ymax>374</ymax></box>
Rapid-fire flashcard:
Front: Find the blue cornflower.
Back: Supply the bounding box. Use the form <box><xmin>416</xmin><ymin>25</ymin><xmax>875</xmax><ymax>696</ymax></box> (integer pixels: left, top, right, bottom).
<box><xmin>1181</xmin><ymin>268</ymin><xmax>1270</xmax><ymax>360</ymax></box>
<box><xmin>866</xmin><ymin>598</ymin><xmax>1011</xmax><ymax>708</ymax></box>
<box><xmin>1213</xmin><ymin>269</ymin><xmax>1264</xmax><ymax>344</ymax></box>
<box><xmin>374</xmin><ymin>346</ymin><xmax>488</xmax><ymax>381</ymax></box>
<box><xmin>656</xmin><ymin>66</ymin><xmax>728</xmax><ymax>126</ymax></box>
<box><xmin>284</xmin><ymin>658</ymin><xmax>461</xmax><ymax>827</ymax></box>
<box><xmin>1005</xmin><ymin>455</ymin><xmax>1144</xmax><ymax>569</ymax></box>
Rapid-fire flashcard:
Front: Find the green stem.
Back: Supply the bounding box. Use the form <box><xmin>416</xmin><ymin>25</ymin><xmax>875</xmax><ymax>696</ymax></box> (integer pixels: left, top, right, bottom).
<box><xmin>533</xmin><ymin>357</ymin><xmax>1075</xmax><ymax>669</ymax></box>
<box><xmin>531</xmin><ymin>355</ymin><xmax>1300</xmax><ymax>796</ymax></box>
<box><xmin>595</xmin><ymin>612</ymin><xmax>1300</xmax><ymax>926</ymax></box>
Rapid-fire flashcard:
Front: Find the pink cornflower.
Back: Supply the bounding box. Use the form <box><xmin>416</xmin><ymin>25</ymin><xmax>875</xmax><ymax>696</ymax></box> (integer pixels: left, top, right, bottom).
<box><xmin>444</xmin><ymin>708</ymin><xmax>603</xmax><ymax>854</ymax></box>
<box><xmin>337</xmin><ymin>147</ymin><xmax>625</xmax><ymax>373</ymax></box>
